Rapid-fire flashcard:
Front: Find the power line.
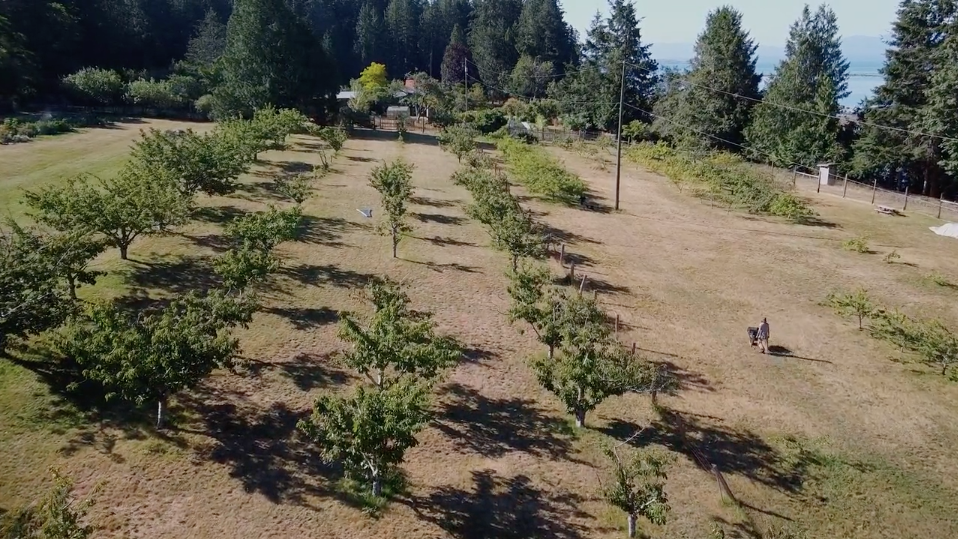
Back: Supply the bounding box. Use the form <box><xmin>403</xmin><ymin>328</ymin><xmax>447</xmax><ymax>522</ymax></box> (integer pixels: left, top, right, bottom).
<box><xmin>624</xmin><ymin>60</ymin><xmax>958</xmax><ymax>144</ymax></box>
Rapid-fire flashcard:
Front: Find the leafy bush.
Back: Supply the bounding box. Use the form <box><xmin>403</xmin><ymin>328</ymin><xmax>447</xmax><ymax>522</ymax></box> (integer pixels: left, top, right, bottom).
<box><xmin>195</xmin><ymin>94</ymin><xmax>215</xmax><ymax>117</ymax></box>
<box><xmin>842</xmin><ymin>236</ymin><xmax>870</xmax><ymax>254</ymax></box>
<box><xmin>1</xmin><ymin>117</ymin><xmax>86</xmax><ymax>144</ymax></box>
<box><xmin>438</xmin><ymin>123</ymin><xmax>479</xmax><ymax>162</ymax></box>
<box><xmin>627</xmin><ymin>142</ymin><xmax>815</xmax><ymax>222</ymax></box>
<box><xmin>125</xmin><ymin>78</ymin><xmax>188</xmax><ymax>109</ymax></box>
<box><xmin>496</xmin><ymin>137</ymin><xmax>586</xmax><ymax>204</ymax></box>
<box><xmin>622</xmin><ymin>120</ymin><xmax>655</xmax><ymax>143</ymax></box>
<box><xmin>460</xmin><ymin>108</ymin><xmax>506</xmax><ymax>134</ymax></box>
<box><xmin>63</xmin><ymin>67</ymin><xmax>124</xmax><ymax>105</ymax></box>
<box><xmin>883</xmin><ymin>250</ymin><xmax>901</xmax><ymax>264</ymax></box>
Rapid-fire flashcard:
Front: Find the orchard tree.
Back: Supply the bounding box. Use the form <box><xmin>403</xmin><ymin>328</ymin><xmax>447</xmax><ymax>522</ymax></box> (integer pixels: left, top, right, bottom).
<box><xmin>276</xmin><ymin>173</ymin><xmax>314</xmax><ymax>205</ymax></box>
<box><xmin>24</xmin><ymin>171</ymin><xmax>183</xmax><ymax>260</ymax></box>
<box><xmin>315</xmin><ymin>126</ymin><xmax>348</xmax><ymax>155</ymax></box>
<box><xmin>59</xmin><ymin>291</ymin><xmax>255</xmax><ymax>428</ymax></box>
<box><xmin>298</xmin><ymin>379</ymin><xmax>431</xmax><ymax>497</ymax></box>
<box><xmin>130</xmin><ymin>128</ymin><xmax>250</xmax><ymax>197</ymax></box>
<box><xmin>490</xmin><ymin>207</ymin><xmax>545</xmax><ymax>271</ymax></box>
<box><xmin>915</xmin><ymin>320</ymin><xmax>958</xmax><ymax>379</ymax></box>
<box><xmin>0</xmin><ymin>225</ymin><xmax>72</xmax><ymax>354</ymax></box>
<box><xmin>826</xmin><ymin>288</ymin><xmax>875</xmax><ymax>330</ymax></box>
<box><xmin>507</xmin><ymin>262</ymin><xmax>563</xmax><ymax>359</ymax></box>
<box><xmin>339</xmin><ymin>278</ymin><xmax>461</xmax><ymax>389</ymax></box>
<box><xmin>601</xmin><ymin>447</ymin><xmax>670</xmax><ymax>538</ymax></box>
<box><xmin>213</xmin><ymin>247</ymin><xmax>280</xmax><ymax>292</ymax></box>
<box><xmin>369</xmin><ymin>159</ymin><xmax>415</xmax><ymax>258</ymax></box>
<box><xmin>438</xmin><ymin>123</ymin><xmax>479</xmax><ymax>162</ymax></box>
<box><xmin>225</xmin><ymin>206</ymin><xmax>302</xmax><ymax>253</ymax></box>
<box><xmin>532</xmin><ymin>293</ymin><xmax>655</xmax><ymax>428</ymax></box>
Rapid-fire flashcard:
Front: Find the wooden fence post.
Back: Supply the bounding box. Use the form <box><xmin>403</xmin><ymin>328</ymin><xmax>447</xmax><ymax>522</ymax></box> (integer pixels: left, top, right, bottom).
<box><xmin>871</xmin><ymin>179</ymin><xmax>878</xmax><ymax>204</ymax></box>
<box><xmin>842</xmin><ymin>174</ymin><xmax>848</xmax><ymax>198</ymax></box>
<box><xmin>579</xmin><ymin>274</ymin><xmax>587</xmax><ymax>294</ymax></box>
<box><xmin>939</xmin><ymin>195</ymin><xmax>944</xmax><ymax>219</ymax></box>
<box><xmin>903</xmin><ymin>185</ymin><xmax>910</xmax><ymax>211</ymax></box>
<box><xmin>570</xmin><ymin>263</ymin><xmax>575</xmax><ymax>282</ymax></box>
<box><xmin>632</xmin><ymin>342</ymin><xmax>636</xmax><ymax>356</ymax></box>
<box><xmin>615</xmin><ymin>314</ymin><xmax>620</xmax><ymax>335</ymax></box>
<box><xmin>792</xmin><ymin>167</ymin><xmax>798</xmax><ymax>187</ymax></box>
<box><xmin>816</xmin><ymin>175</ymin><xmax>821</xmax><ymax>193</ymax></box>
<box><xmin>559</xmin><ymin>244</ymin><xmax>565</xmax><ymax>267</ymax></box>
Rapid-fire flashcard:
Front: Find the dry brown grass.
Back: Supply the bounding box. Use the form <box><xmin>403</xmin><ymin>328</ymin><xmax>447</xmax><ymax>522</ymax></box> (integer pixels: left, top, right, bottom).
<box><xmin>3</xmin><ymin>127</ymin><xmax>958</xmax><ymax>538</ymax></box>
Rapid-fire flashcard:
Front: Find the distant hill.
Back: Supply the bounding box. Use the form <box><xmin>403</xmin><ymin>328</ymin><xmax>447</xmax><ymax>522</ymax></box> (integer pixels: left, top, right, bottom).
<box><xmin>651</xmin><ymin>35</ymin><xmax>887</xmax><ymax>65</ymax></box>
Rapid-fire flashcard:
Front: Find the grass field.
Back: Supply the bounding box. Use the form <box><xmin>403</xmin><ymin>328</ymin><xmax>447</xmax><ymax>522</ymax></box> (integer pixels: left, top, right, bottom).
<box><xmin>2</xmin><ymin>121</ymin><xmax>958</xmax><ymax>538</ymax></box>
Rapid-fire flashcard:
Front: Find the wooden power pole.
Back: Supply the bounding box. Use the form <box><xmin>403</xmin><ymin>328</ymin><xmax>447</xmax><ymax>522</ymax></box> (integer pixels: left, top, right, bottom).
<box><xmin>615</xmin><ymin>61</ymin><xmax>626</xmax><ymax>211</ymax></box>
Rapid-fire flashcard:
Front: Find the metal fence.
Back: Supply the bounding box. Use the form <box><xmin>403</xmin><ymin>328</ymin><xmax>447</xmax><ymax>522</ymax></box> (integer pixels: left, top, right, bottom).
<box><xmin>791</xmin><ymin>170</ymin><xmax>958</xmax><ymax>221</ymax></box>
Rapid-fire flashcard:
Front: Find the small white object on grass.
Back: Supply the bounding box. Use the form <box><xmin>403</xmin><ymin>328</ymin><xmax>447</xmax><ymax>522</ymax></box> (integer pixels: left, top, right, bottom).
<box><xmin>358</xmin><ymin>208</ymin><xmax>373</xmax><ymax>219</ymax></box>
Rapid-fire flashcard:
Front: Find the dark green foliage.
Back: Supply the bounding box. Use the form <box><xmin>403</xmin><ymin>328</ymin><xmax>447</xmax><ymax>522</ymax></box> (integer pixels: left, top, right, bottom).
<box><xmin>460</xmin><ymin>108</ymin><xmax>507</xmax><ymax>134</ymax></box>
<box><xmin>514</xmin><ymin>0</ymin><xmax>576</xmax><ymax>67</ymax></box>
<box><xmin>62</xmin><ymin>68</ymin><xmax>124</xmax><ymax>106</ymax></box>
<box><xmin>602</xmin><ymin>447</ymin><xmax>670</xmax><ymax>538</ymax></box>
<box><xmin>369</xmin><ymin>159</ymin><xmax>415</xmax><ymax>258</ymax></box>
<box><xmin>298</xmin><ymin>379</ymin><xmax>431</xmax><ymax>497</ymax></box>
<box><xmin>339</xmin><ymin>278</ymin><xmax>461</xmax><ymax>389</ymax></box>
<box><xmin>386</xmin><ymin>0</ymin><xmax>422</xmax><ymax>77</ymax></box>
<box><xmin>58</xmin><ymin>290</ymin><xmax>254</xmax><ymax>427</ymax></box>
<box><xmin>0</xmin><ymin>225</ymin><xmax>73</xmax><ymax>354</ymax></box>
<box><xmin>653</xmin><ymin>7</ymin><xmax>760</xmax><ymax>151</ymax></box>
<box><xmin>468</xmin><ymin>0</ymin><xmax>523</xmax><ymax>93</ymax></box>
<box><xmin>224</xmin><ymin>206</ymin><xmax>302</xmax><ymax>253</ymax></box>
<box><xmin>440</xmin><ymin>24</ymin><xmax>473</xmax><ymax>85</ymax></box>
<box><xmin>185</xmin><ymin>9</ymin><xmax>228</xmax><ymax>66</ymax></box>
<box><xmin>212</xmin><ymin>0</ymin><xmax>336</xmax><ymax>118</ymax></box>
<box><xmin>355</xmin><ymin>1</ymin><xmax>388</xmax><ymax>68</ymax></box>
<box><xmin>438</xmin><ymin>123</ymin><xmax>479</xmax><ymax>161</ymax></box>
<box><xmin>213</xmin><ymin>247</ymin><xmax>280</xmax><ymax>292</ymax></box>
<box><xmin>919</xmin><ymin>18</ymin><xmax>958</xmax><ymax>186</ymax></box>
<box><xmin>745</xmin><ymin>5</ymin><xmax>849</xmax><ymax>168</ymax></box>
<box><xmin>510</xmin><ymin>55</ymin><xmax>555</xmax><ymax>98</ymax></box>
<box><xmin>130</xmin><ymin>128</ymin><xmax>250</xmax><ymax>197</ymax></box>
<box><xmin>507</xmin><ymin>262</ymin><xmax>563</xmax><ymax>358</ymax></box>
<box><xmin>496</xmin><ymin>137</ymin><xmax>586</xmax><ymax>204</ymax></box>
<box><xmin>552</xmin><ymin>0</ymin><xmax>658</xmax><ymax>131</ymax></box>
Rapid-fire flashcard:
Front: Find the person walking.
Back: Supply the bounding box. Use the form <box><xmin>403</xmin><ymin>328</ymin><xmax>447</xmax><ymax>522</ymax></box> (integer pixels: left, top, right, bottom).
<box><xmin>757</xmin><ymin>318</ymin><xmax>770</xmax><ymax>354</ymax></box>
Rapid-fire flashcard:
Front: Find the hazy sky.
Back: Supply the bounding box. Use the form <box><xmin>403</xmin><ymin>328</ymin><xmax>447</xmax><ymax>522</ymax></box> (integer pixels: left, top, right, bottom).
<box><xmin>564</xmin><ymin>0</ymin><xmax>901</xmax><ymax>46</ymax></box>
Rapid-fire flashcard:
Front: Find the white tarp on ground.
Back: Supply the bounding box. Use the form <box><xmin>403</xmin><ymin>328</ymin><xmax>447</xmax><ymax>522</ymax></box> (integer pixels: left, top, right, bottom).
<box><xmin>929</xmin><ymin>222</ymin><xmax>958</xmax><ymax>238</ymax></box>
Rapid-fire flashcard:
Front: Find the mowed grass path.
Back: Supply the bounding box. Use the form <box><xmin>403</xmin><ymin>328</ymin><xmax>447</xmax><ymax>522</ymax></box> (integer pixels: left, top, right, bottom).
<box><xmin>2</xmin><ymin>125</ymin><xmax>958</xmax><ymax>538</ymax></box>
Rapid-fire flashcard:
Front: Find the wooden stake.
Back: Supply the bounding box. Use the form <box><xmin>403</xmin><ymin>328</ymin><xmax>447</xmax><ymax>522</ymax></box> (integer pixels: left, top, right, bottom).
<box><xmin>593</xmin><ymin>290</ymin><xmax>597</xmax><ymax>301</ymax></box>
<box><xmin>871</xmin><ymin>178</ymin><xmax>878</xmax><ymax>204</ymax></box>
<box><xmin>570</xmin><ymin>263</ymin><xmax>575</xmax><ymax>282</ymax></box>
<box><xmin>559</xmin><ymin>244</ymin><xmax>565</xmax><ymax>267</ymax></box>
<box><xmin>842</xmin><ymin>174</ymin><xmax>848</xmax><ymax>198</ymax></box>
<box><xmin>903</xmin><ymin>185</ymin><xmax>910</xmax><ymax>211</ymax></box>
<box><xmin>792</xmin><ymin>167</ymin><xmax>797</xmax><ymax>187</ymax></box>
<box><xmin>579</xmin><ymin>275</ymin><xmax>588</xmax><ymax>294</ymax></box>
<box><xmin>939</xmin><ymin>194</ymin><xmax>944</xmax><ymax>219</ymax></box>
<box><xmin>615</xmin><ymin>314</ymin><xmax>620</xmax><ymax>334</ymax></box>
<box><xmin>631</xmin><ymin>342</ymin><xmax>636</xmax><ymax>356</ymax></box>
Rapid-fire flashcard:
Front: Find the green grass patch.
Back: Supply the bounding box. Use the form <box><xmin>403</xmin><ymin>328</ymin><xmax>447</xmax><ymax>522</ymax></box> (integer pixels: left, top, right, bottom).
<box><xmin>627</xmin><ymin>142</ymin><xmax>815</xmax><ymax>222</ymax></box>
<box><xmin>496</xmin><ymin>137</ymin><xmax>586</xmax><ymax>205</ymax></box>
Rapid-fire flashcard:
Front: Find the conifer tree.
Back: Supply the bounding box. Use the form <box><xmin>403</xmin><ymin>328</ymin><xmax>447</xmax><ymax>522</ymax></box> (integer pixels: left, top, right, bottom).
<box><xmin>745</xmin><ymin>5</ymin><xmax>849</xmax><ymax>168</ymax></box>
<box><xmin>468</xmin><ymin>0</ymin><xmax>522</xmax><ymax>92</ymax></box>
<box><xmin>653</xmin><ymin>7</ymin><xmax>761</xmax><ymax>151</ymax></box>
<box><xmin>355</xmin><ymin>1</ymin><xmax>388</xmax><ymax>68</ymax></box>
<box><xmin>441</xmin><ymin>24</ymin><xmax>473</xmax><ymax>85</ymax></box>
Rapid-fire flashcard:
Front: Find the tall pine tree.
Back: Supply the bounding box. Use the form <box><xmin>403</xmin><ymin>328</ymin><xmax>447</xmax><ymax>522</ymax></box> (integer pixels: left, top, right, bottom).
<box><xmin>469</xmin><ymin>0</ymin><xmax>522</xmax><ymax>93</ymax></box>
<box><xmin>552</xmin><ymin>0</ymin><xmax>657</xmax><ymax>130</ymax></box>
<box><xmin>745</xmin><ymin>5</ymin><xmax>849</xmax><ymax>168</ymax></box>
<box><xmin>653</xmin><ymin>7</ymin><xmax>760</xmax><ymax>151</ymax></box>
<box><xmin>920</xmin><ymin>16</ymin><xmax>958</xmax><ymax>195</ymax></box>
<box><xmin>212</xmin><ymin>0</ymin><xmax>337</xmax><ymax>118</ymax></box>
<box><xmin>514</xmin><ymin>0</ymin><xmax>576</xmax><ymax>67</ymax></box>
<box><xmin>855</xmin><ymin>0</ymin><xmax>955</xmax><ymax>196</ymax></box>
<box><xmin>441</xmin><ymin>24</ymin><xmax>474</xmax><ymax>84</ymax></box>
<box><xmin>386</xmin><ymin>0</ymin><xmax>422</xmax><ymax>77</ymax></box>
<box><xmin>355</xmin><ymin>1</ymin><xmax>388</xmax><ymax>68</ymax></box>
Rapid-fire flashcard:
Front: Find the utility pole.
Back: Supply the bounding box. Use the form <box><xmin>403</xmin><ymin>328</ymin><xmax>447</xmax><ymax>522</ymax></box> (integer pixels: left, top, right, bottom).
<box><xmin>463</xmin><ymin>59</ymin><xmax>468</xmax><ymax>113</ymax></box>
<box><xmin>614</xmin><ymin>60</ymin><xmax>627</xmax><ymax>211</ymax></box>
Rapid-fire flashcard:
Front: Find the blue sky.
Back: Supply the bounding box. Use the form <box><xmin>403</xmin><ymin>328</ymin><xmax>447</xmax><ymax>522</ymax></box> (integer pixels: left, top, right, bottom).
<box><xmin>563</xmin><ymin>0</ymin><xmax>901</xmax><ymax>46</ymax></box>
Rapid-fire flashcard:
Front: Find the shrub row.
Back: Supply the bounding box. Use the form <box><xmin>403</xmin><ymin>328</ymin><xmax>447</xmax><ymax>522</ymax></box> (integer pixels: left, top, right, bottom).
<box><xmin>627</xmin><ymin>142</ymin><xmax>815</xmax><ymax>222</ymax></box>
<box><xmin>496</xmin><ymin>137</ymin><xmax>586</xmax><ymax>205</ymax></box>
<box><xmin>0</xmin><ymin>116</ymin><xmax>105</xmax><ymax>145</ymax></box>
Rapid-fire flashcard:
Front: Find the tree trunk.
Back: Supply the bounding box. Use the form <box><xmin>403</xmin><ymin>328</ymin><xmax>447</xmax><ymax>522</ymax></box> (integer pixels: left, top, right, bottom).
<box><xmin>512</xmin><ymin>255</ymin><xmax>518</xmax><ymax>272</ymax></box>
<box><xmin>627</xmin><ymin>513</ymin><xmax>637</xmax><ymax>538</ymax></box>
<box><xmin>392</xmin><ymin>231</ymin><xmax>398</xmax><ymax>258</ymax></box>
<box><xmin>156</xmin><ymin>395</ymin><xmax>167</xmax><ymax>429</ymax></box>
<box><xmin>68</xmin><ymin>276</ymin><xmax>77</xmax><ymax>301</ymax></box>
<box><xmin>371</xmin><ymin>472</ymin><xmax>383</xmax><ymax>497</ymax></box>
<box><xmin>376</xmin><ymin>369</ymin><xmax>385</xmax><ymax>389</ymax></box>
<box><xmin>119</xmin><ymin>244</ymin><xmax>129</xmax><ymax>260</ymax></box>
<box><xmin>548</xmin><ymin>344</ymin><xmax>554</xmax><ymax>360</ymax></box>
<box><xmin>574</xmin><ymin>408</ymin><xmax>586</xmax><ymax>428</ymax></box>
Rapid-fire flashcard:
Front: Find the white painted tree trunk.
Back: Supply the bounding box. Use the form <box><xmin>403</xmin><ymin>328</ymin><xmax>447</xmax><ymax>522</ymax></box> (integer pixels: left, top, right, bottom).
<box><xmin>627</xmin><ymin>514</ymin><xmax>637</xmax><ymax>538</ymax></box>
<box><xmin>156</xmin><ymin>398</ymin><xmax>165</xmax><ymax>429</ymax></box>
<box><xmin>574</xmin><ymin>409</ymin><xmax>586</xmax><ymax>428</ymax></box>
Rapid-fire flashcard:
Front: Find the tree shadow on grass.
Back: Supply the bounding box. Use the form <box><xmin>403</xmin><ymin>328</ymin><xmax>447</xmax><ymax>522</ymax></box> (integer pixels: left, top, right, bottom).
<box><xmin>410</xmin><ymin>196</ymin><xmax>457</xmax><ymax>208</ymax></box>
<box><xmin>127</xmin><ymin>256</ymin><xmax>221</xmax><ymax>295</ymax></box>
<box><xmin>270</xmin><ymin>160</ymin><xmax>314</xmax><ymax>174</ymax></box>
<box><xmin>541</xmin><ymin>224</ymin><xmax>601</xmax><ymax>245</ymax></box>
<box><xmin>192</xmin><ymin>205</ymin><xmax>248</xmax><ymax>225</ymax></box>
<box><xmin>650</xmin><ymin>360</ymin><xmax>713</xmax><ymax>393</ymax></box>
<box><xmin>434</xmin><ymin>383</ymin><xmax>576</xmax><ymax>460</ymax></box>
<box><xmin>602</xmin><ymin>407</ymin><xmax>815</xmax><ymax>496</ymax></box>
<box><xmin>245</xmin><ymin>353</ymin><xmax>351</xmax><ymax>392</ymax></box>
<box><xmin>234</xmin><ymin>180</ymin><xmax>287</xmax><ymax>203</ymax></box>
<box><xmin>767</xmin><ymin>346</ymin><xmax>833</xmax><ymax>364</ymax></box>
<box><xmin>181</xmin><ymin>232</ymin><xmax>231</xmax><ymax>253</ymax></box>
<box><xmin>403</xmin><ymin>469</ymin><xmax>590</xmax><ymax>539</ymax></box>
<box><xmin>416</xmin><ymin>235</ymin><xmax>477</xmax><ymax>248</ymax></box>
<box><xmin>406</xmin><ymin>259</ymin><xmax>481</xmax><ymax>274</ymax></box>
<box><xmin>348</xmin><ymin>128</ymin><xmax>440</xmax><ymax>147</ymax></box>
<box><xmin>278</xmin><ymin>263</ymin><xmax>375</xmax><ymax>289</ymax></box>
<box><xmin>413</xmin><ymin>213</ymin><xmax>467</xmax><ymax>226</ymax></box>
<box><xmin>264</xmin><ymin>306</ymin><xmax>340</xmax><ymax>331</ymax></box>
<box><xmin>296</xmin><ymin>215</ymin><xmax>368</xmax><ymax>248</ymax></box>
<box><xmin>181</xmin><ymin>389</ymin><xmax>327</xmax><ymax>505</ymax></box>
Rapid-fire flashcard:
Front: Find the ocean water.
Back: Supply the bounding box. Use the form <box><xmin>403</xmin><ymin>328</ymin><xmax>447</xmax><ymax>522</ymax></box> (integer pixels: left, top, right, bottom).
<box><xmin>659</xmin><ymin>60</ymin><xmax>883</xmax><ymax>108</ymax></box>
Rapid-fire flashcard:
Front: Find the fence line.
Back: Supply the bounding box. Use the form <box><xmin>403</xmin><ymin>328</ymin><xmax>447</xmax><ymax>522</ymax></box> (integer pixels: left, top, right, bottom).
<box><xmin>791</xmin><ymin>169</ymin><xmax>958</xmax><ymax>221</ymax></box>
